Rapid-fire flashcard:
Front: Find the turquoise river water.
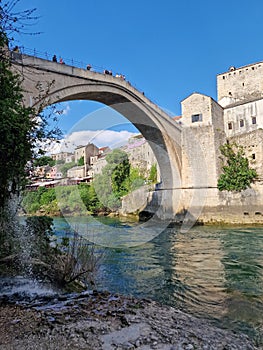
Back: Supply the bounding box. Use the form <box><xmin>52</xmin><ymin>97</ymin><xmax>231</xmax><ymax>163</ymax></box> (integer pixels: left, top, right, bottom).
<box><xmin>53</xmin><ymin>216</ymin><xmax>263</xmax><ymax>343</ymax></box>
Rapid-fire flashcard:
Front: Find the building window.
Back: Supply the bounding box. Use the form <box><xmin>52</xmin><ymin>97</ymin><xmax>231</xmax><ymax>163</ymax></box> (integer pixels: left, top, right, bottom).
<box><xmin>228</xmin><ymin>122</ymin><xmax>233</xmax><ymax>130</ymax></box>
<box><xmin>240</xmin><ymin>119</ymin><xmax>244</xmax><ymax>127</ymax></box>
<box><xmin>191</xmin><ymin>114</ymin><xmax>202</xmax><ymax>123</ymax></box>
<box><xmin>252</xmin><ymin>153</ymin><xmax>256</xmax><ymax>160</ymax></box>
<box><xmin>252</xmin><ymin>116</ymin><xmax>257</xmax><ymax>124</ymax></box>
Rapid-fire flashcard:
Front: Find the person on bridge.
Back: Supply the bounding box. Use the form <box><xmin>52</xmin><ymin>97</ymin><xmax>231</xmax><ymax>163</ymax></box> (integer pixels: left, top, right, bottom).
<box><xmin>86</xmin><ymin>64</ymin><xmax>92</xmax><ymax>70</ymax></box>
<box><xmin>52</xmin><ymin>54</ymin><xmax>57</xmax><ymax>62</ymax></box>
<box><xmin>104</xmin><ymin>69</ymin><xmax>113</xmax><ymax>75</ymax></box>
<box><xmin>59</xmin><ymin>57</ymin><xmax>65</xmax><ymax>64</ymax></box>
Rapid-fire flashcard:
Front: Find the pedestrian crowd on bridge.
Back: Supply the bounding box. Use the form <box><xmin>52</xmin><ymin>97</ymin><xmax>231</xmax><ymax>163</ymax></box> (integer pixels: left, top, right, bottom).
<box><xmin>52</xmin><ymin>53</ymin><xmax>126</xmax><ymax>80</ymax></box>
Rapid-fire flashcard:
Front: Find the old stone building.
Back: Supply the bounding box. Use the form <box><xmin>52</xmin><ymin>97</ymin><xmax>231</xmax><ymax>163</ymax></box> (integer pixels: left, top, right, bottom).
<box><xmin>88</xmin><ymin>147</ymin><xmax>111</xmax><ymax>178</ymax></box>
<box><xmin>67</xmin><ymin>165</ymin><xmax>85</xmax><ymax>179</ymax></box>
<box><xmin>123</xmin><ymin>134</ymin><xmax>158</xmax><ymax>178</ymax></box>
<box><xmin>74</xmin><ymin>143</ymin><xmax>100</xmax><ymax>176</ymax></box>
<box><xmin>179</xmin><ymin>61</ymin><xmax>263</xmax><ymax>224</ymax></box>
<box><xmin>51</xmin><ymin>151</ymin><xmax>74</xmax><ymax>163</ymax></box>
<box><xmin>90</xmin><ymin>136</ymin><xmax>158</xmax><ymax>179</ymax></box>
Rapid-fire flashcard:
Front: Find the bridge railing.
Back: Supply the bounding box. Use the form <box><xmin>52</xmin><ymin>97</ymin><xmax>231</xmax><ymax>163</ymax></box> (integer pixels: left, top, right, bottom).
<box><xmin>15</xmin><ymin>46</ymin><xmax>106</xmax><ymax>73</ymax></box>
<box><xmin>11</xmin><ymin>46</ymin><xmax>174</xmax><ymax>117</ymax></box>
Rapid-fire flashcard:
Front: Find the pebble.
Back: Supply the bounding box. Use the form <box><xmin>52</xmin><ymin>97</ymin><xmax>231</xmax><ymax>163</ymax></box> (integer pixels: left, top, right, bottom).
<box><xmin>0</xmin><ymin>291</ymin><xmax>260</xmax><ymax>350</ymax></box>
<box><xmin>185</xmin><ymin>345</ymin><xmax>194</xmax><ymax>350</ymax></box>
<box><xmin>10</xmin><ymin>319</ymin><xmax>21</xmax><ymax>324</ymax></box>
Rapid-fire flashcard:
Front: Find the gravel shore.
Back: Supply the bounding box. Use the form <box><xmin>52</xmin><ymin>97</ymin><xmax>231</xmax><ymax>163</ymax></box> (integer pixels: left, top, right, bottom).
<box><xmin>0</xmin><ymin>290</ymin><xmax>260</xmax><ymax>350</ymax></box>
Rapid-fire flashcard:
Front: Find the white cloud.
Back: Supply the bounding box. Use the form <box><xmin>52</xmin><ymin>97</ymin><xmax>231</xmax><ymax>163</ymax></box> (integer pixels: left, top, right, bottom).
<box><xmin>49</xmin><ymin>129</ymin><xmax>139</xmax><ymax>154</ymax></box>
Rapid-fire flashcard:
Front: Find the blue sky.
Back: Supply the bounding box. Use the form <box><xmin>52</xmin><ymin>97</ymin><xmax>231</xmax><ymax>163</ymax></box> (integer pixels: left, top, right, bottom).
<box><xmin>10</xmin><ymin>0</ymin><xmax>263</xmax><ymax>146</ymax></box>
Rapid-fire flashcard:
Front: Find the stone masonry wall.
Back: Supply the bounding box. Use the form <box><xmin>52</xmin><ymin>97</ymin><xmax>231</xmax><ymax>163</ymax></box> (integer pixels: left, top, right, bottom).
<box><xmin>224</xmin><ymin>99</ymin><xmax>263</xmax><ymax>137</ymax></box>
<box><xmin>217</xmin><ymin>61</ymin><xmax>263</xmax><ymax>105</ymax></box>
<box><xmin>229</xmin><ymin>129</ymin><xmax>263</xmax><ymax>179</ymax></box>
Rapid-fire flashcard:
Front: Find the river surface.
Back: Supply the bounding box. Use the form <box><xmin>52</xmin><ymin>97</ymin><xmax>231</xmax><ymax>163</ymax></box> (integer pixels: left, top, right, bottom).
<box><xmin>53</xmin><ymin>216</ymin><xmax>263</xmax><ymax>341</ymax></box>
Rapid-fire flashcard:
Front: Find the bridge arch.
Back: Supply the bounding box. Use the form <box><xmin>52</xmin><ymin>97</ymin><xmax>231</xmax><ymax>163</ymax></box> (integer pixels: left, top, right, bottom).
<box><xmin>12</xmin><ymin>53</ymin><xmax>183</xmax><ymax>219</ymax></box>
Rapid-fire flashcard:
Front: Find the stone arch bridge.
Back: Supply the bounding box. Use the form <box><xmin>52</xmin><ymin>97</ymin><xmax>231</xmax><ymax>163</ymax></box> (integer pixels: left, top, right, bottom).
<box><xmin>11</xmin><ymin>52</ymin><xmax>202</xmax><ymax>225</ymax></box>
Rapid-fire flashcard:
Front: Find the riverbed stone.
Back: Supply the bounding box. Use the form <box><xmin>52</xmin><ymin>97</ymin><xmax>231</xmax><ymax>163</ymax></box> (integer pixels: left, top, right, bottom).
<box><xmin>0</xmin><ymin>291</ymin><xmax>260</xmax><ymax>350</ymax></box>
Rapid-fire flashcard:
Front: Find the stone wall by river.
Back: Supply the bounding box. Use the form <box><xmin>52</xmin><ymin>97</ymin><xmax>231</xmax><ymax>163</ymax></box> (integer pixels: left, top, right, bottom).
<box><xmin>122</xmin><ymin>184</ymin><xmax>263</xmax><ymax>225</ymax></box>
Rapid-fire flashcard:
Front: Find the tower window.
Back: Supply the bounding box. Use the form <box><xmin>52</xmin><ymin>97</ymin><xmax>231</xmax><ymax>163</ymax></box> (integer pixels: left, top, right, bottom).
<box><xmin>240</xmin><ymin>119</ymin><xmax>244</xmax><ymax>127</ymax></box>
<box><xmin>228</xmin><ymin>122</ymin><xmax>233</xmax><ymax>130</ymax></box>
<box><xmin>252</xmin><ymin>116</ymin><xmax>257</xmax><ymax>124</ymax></box>
<box><xmin>252</xmin><ymin>153</ymin><xmax>256</xmax><ymax>160</ymax></box>
<box><xmin>191</xmin><ymin>114</ymin><xmax>203</xmax><ymax>123</ymax></box>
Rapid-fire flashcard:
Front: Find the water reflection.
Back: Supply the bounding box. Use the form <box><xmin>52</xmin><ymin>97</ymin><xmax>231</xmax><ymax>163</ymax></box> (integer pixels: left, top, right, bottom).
<box><xmin>53</xmin><ymin>218</ymin><xmax>263</xmax><ymax>338</ymax></box>
<box><xmin>220</xmin><ymin>227</ymin><xmax>263</xmax><ymax>334</ymax></box>
<box><xmin>170</xmin><ymin>229</ymin><xmax>227</xmax><ymax>318</ymax></box>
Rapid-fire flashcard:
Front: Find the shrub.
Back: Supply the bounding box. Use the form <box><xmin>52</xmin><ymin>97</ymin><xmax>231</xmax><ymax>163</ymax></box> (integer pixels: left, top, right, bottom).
<box><xmin>217</xmin><ymin>143</ymin><xmax>258</xmax><ymax>192</ymax></box>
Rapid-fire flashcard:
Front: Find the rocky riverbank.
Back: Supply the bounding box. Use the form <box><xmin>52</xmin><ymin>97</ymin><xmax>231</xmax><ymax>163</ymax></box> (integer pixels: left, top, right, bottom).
<box><xmin>0</xmin><ymin>290</ymin><xmax>260</xmax><ymax>350</ymax></box>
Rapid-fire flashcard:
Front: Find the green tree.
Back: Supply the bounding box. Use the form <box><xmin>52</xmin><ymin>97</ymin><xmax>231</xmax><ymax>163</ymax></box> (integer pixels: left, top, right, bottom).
<box><xmin>77</xmin><ymin>156</ymin><xmax>84</xmax><ymax>166</ymax></box>
<box><xmin>0</xmin><ymin>5</ymin><xmax>61</xmax><ymax>209</ymax></box>
<box><xmin>217</xmin><ymin>142</ymin><xmax>258</xmax><ymax>192</ymax></box>
<box><xmin>34</xmin><ymin>155</ymin><xmax>55</xmax><ymax>167</ymax></box>
<box><xmin>78</xmin><ymin>183</ymin><xmax>100</xmax><ymax>212</ymax></box>
<box><xmin>40</xmin><ymin>188</ymin><xmax>56</xmax><ymax>206</ymax></box>
<box><xmin>21</xmin><ymin>189</ymin><xmax>41</xmax><ymax>213</ymax></box>
<box><xmin>106</xmin><ymin>148</ymin><xmax>128</xmax><ymax>165</ymax></box>
<box><xmin>92</xmin><ymin>149</ymin><xmax>130</xmax><ymax>210</ymax></box>
<box><xmin>148</xmin><ymin>163</ymin><xmax>157</xmax><ymax>184</ymax></box>
<box><xmin>78</xmin><ymin>183</ymin><xmax>90</xmax><ymax>208</ymax></box>
<box><xmin>123</xmin><ymin>167</ymin><xmax>145</xmax><ymax>192</ymax></box>
<box><xmin>111</xmin><ymin>159</ymin><xmax>130</xmax><ymax>195</ymax></box>
<box><xmin>88</xmin><ymin>184</ymin><xmax>101</xmax><ymax>211</ymax></box>
<box><xmin>106</xmin><ymin>149</ymin><xmax>130</xmax><ymax>197</ymax></box>
<box><xmin>93</xmin><ymin>171</ymin><xmax>118</xmax><ymax>210</ymax></box>
<box><xmin>0</xmin><ymin>30</ymin><xmax>35</xmax><ymax>208</ymax></box>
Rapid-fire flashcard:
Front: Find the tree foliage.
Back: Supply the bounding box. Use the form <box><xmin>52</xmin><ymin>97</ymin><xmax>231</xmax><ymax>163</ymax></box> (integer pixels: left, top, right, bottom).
<box><xmin>217</xmin><ymin>142</ymin><xmax>258</xmax><ymax>192</ymax></box>
<box><xmin>0</xmin><ymin>0</ymin><xmax>39</xmax><ymax>38</ymax></box>
<box><xmin>106</xmin><ymin>149</ymin><xmax>130</xmax><ymax>196</ymax></box>
<box><xmin>0</xmin><ymin>30</ymin><xmax>35</xmax><ymax>207</ymax></box>
<box><xmin>34</xmin><ymin>155</ymin><xmax>55</xmax><ymax>167</ymax></box>
<box><xmin>8</xmin><ymin>215</ymin><xmax>101</xmax><ymax>290</ymax></box>
<box><xmin>92</xmin><ymin>149</ymin><xmax>131</xmax><ymax>210</ymax></box>
<box><xmin>148</xmin><ymin>163</ymin><xmax>157</xmax><ymax>184</ymax></box>
<box><xmin>77</xmin><ymin>156</ymin><xmax>84</xmax><ymax>166</ymax></box>
<box><xmin>0</xmin><ymin>2</ymin><xmax>61</xmax><ymax>209</ymax></box>
<box><xmin>22</xmin><ymin>184</ymin><xmax>101</xmax><ymax>215</ymax></box>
